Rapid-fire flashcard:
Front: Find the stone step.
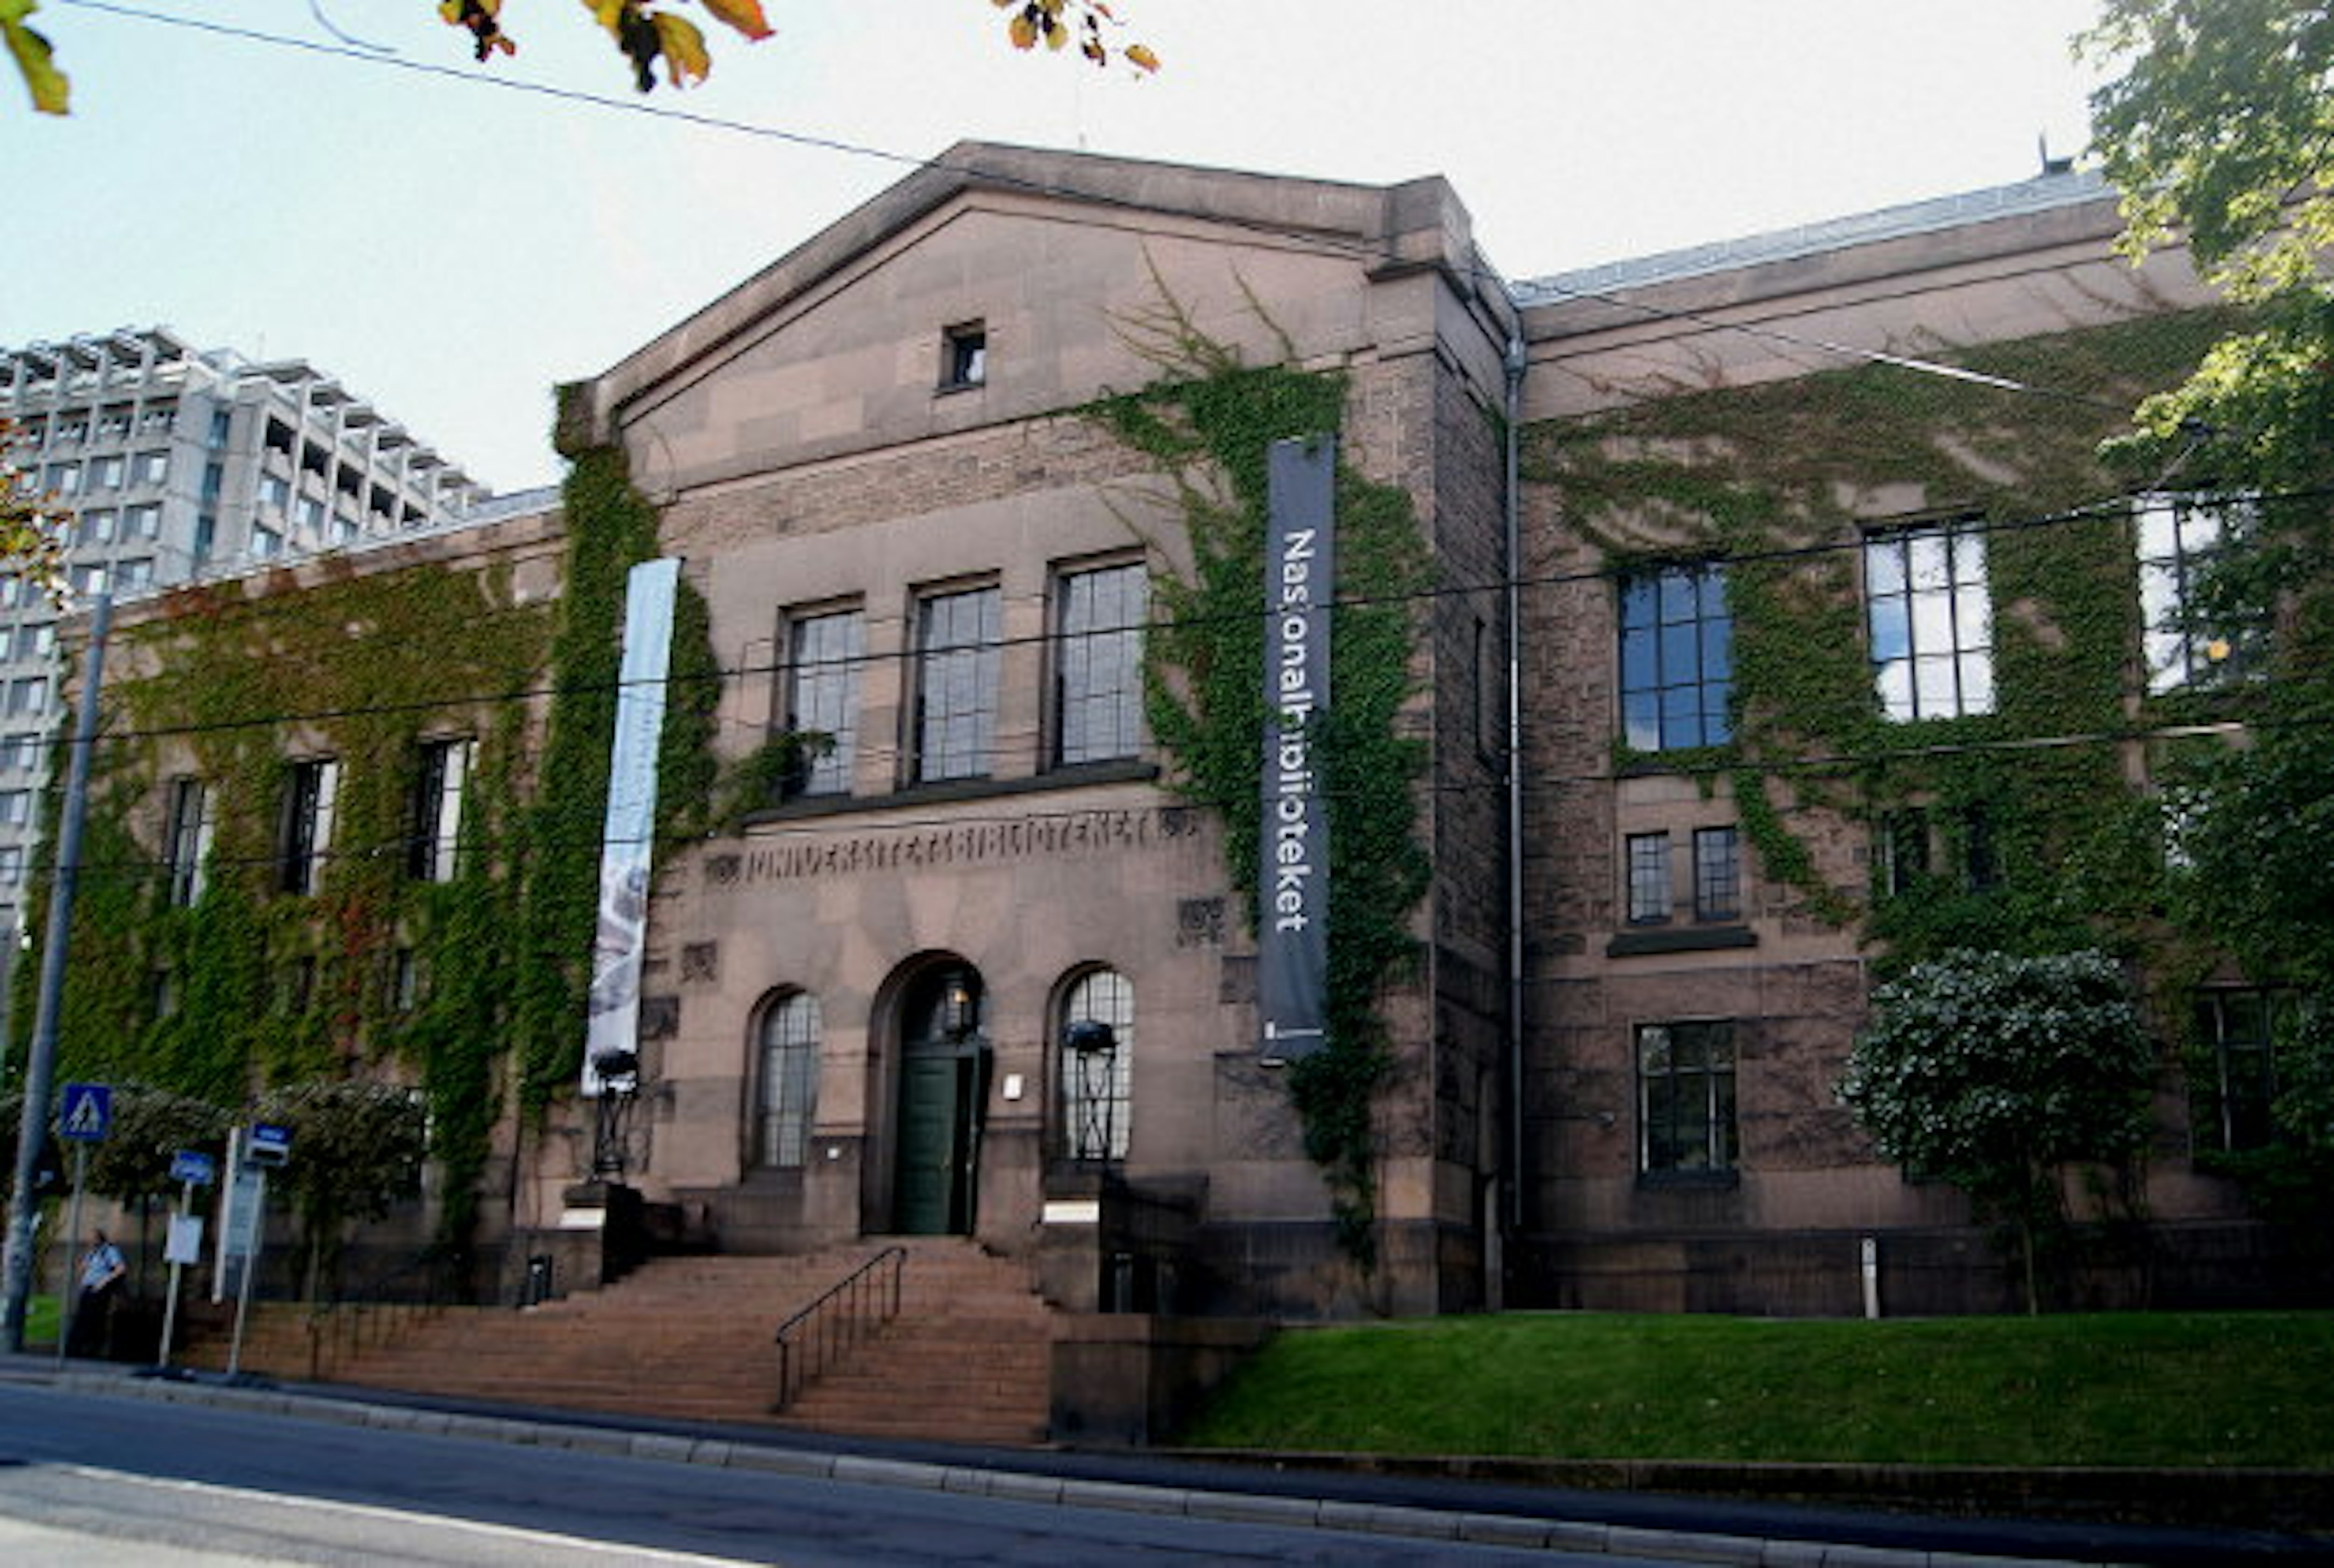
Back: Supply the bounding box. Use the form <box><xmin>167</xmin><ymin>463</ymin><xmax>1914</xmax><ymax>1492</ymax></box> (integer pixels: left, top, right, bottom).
<box><xmin>178</xmin><ymin>1239</ymin><xmax>1059</xmax><ymax>1445</ymax></box>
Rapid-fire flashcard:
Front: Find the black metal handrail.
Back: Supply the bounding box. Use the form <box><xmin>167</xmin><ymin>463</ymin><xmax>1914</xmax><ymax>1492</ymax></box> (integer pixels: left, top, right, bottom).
<box><xmin>772</xmin><ymin>1245</ymin><xmax>905</xmax><ymax>1411</ymax></box>
<box><xmin>300</xmin><ymin>1246</ymin><xmax>464</xmax><ymax>1382</ymax></box>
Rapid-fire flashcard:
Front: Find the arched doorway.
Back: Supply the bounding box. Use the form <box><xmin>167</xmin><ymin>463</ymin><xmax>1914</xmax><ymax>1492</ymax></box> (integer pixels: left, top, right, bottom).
<box><xmin>892</xmin><ymin>963</ymin><xmax>988</xmax><ymax>1235</ymax></box>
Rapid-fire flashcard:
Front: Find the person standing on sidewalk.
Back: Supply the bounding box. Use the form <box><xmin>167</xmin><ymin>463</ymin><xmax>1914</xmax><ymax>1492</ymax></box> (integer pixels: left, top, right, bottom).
<box><xmin>67</xmin><ymin>1229</ymin><xmax>125</xmax><ymax>1358</ymax></box>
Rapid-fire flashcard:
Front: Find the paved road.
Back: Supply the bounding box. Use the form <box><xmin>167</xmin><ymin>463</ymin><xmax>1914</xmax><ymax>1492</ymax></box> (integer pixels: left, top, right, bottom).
<box><xmin>2</xmin><ymin>1366</ymin><xmax>2324</xmax><ymax>1566</ymax></box>
<box><xmin>0</xmin><ymin>1383</ymin><xmax>1678</xmax><ymax>1566</ymax></box>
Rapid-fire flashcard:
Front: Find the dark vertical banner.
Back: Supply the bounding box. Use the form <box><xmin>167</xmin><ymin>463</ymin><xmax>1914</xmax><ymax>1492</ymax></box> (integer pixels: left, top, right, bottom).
<box><xmin>1258</xmin><ymin>436</ymin><xmax>1336</xmax><ymax>1065</ymax></box>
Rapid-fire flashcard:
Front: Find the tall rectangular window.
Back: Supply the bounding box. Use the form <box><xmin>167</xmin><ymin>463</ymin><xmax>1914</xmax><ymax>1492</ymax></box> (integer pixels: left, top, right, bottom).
<box><xmin>912</xmin><ymin>585</ymin><xmax>1001</xmax><ymax>783</ymax></box>
<box><xmin>1619</xmin><ymin>565</ymin><xmax>1732</xmax><ymax>751</ymax></box>
<box><xmin>280</xmin><ymin>756</ymin><xmax>339</xmax><ymax>895</ymax></box>
<box><xmin>758</xmin><ymin>993</ymin><xmax>821</xmax><ymax>1169</ymax></box>
<box><xmin>1637</xmin><ymin>1020</ymin><xmax>1737</xmax><ymax>1174</ymax></box>
<box><xmin>164</xmin><ymin>776</ymin><xmax>213</xmax><ymax>907</ymax></box>
<box><xmin>1053</xmin><ymin>562</ymin><xmax>1147</xmax><ymax>766</ymax></box>
<box><xmin>1865</xmin><ymin>521</ymin><xmax>1993</xmax><ymax>721</ymax></box>
<box><xmin>2138</xmin><ymin>492</ymin><xmax>2253</xmax><ymax>692</ymax></box>
<box><xmin>1625</xmin><ymin>831</ymin><xmax>1671</xmax><ymax>924</ymax></box>
<box><xmin>1877</xmin><ymin>808</ymin><xmax>1930</xmax><ymax>896</ymax></box>
<box><xmin>2193</xmin><ymin>989</ymin><xmax>2285</xmax><ymax>1154</ymax></box>
<box><xmin>1693</xmin><ymin>826</ymin><xmax>1741</xmax><ymax>921</ymax></box>
<box><xmin>784</xmin><ymin>608</ymin><xmax>862</xmax><ymax>797</ymax></box>
<box><xmin>408</xmin><ymin>737</ymin><xmax>471</xmax><ymax>882</ymax></box>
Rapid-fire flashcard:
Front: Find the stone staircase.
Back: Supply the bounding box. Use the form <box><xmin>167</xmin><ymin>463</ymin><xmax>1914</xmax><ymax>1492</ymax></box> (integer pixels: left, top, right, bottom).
<box><xmin>771</xmin><ymin>1238</ymin><xmax>1054</xmax><ymax>1447</ymax></box>
<box><xmin>179</xmin><ymin>1239</ymin><xmax>1055</xmax><ymax>1445</ymax></box>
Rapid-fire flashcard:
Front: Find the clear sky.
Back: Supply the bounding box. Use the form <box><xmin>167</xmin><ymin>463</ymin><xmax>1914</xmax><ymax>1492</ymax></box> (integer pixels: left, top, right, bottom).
<box><xmin>7</xmin><ymin>1</ymin><xmax>2113</xmax><ymax>493</ymax></box>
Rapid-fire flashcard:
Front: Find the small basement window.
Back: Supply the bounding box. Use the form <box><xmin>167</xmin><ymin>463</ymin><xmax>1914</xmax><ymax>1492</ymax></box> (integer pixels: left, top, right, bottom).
<box><xmin>942</xmin><ymin>322</ymin><xmax>987</xmax><ymax>390</ymax></box>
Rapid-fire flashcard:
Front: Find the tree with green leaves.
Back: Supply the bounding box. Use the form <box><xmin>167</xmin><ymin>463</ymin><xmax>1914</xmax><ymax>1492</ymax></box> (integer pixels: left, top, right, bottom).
<box><xmin>252</xmin><ymin>1080</ymin><xmax>427</xmax><ymax>1302</ymax></box>
<box><xmin>2083</xmin><ymin>0</ymin><xmax>2334</xmax><ymax>1197</ymax></box>
<box><xmin>1837</xmin><ymin>949</ymin><xmax>2157</xmax><ymax>1313</ymax></box>
<box><xmin>5</xmin><ymin>0</ymin><xmax>1155</xmax><ymax>117</ymax></box>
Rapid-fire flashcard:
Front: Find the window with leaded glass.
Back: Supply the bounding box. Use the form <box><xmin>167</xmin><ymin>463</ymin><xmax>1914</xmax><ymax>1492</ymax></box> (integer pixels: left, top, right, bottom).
<box><xmin>1865</xmin><ymin>521</ymin><xmax>1993</xmax><ymax>721</ymax></box>
<box><xmin>2192</xmin><ymin>989</ymin><xmax>2285</xmax><ymax>1154</ymax></box>
<box><xmin>2137</xmin><ymin>492</ymin><xmax>2254</xmax><ymax>692</ymax></box>
<box><xmin>1693</xmin><ymin>827</ymin><xmax>1741</xmax><ymax>921</ymax></box>
<box><xmin>784</xmin><ymin>608</ymin><xmax>862</xmax><ymax>797</ymax></box>
<box><xmin>1625</xmin><ymin>832</ymin><xmax>1671</xmax><ymax>924</ymax></box>
<box><xmin>1618</xmin><ymin>565</ymin><xmax>1732</xmax><ymax>751</ymax></box>
<box><xmin>1637</xmin><ymin>1020</ymin><xmax>1737</xmax><ymax>1174</ymax></box>
<box><xmin>1059</xmin><ymin>968</ymin><xmax>1133</xmax><ymax>1161</ymax></box>
<box><xmin>912</xmin><ymin>585</ymin><xmax>1001</xmax><ymax>783</ymax></box>
<box><xmin>1054</xmin><ymin>562</ymin><xmax>1147</xmax><ymax>766</ymax></box>
<box><xmin>757</xmin><ymin>992</ymin><xmax>821</xmax><ymax>1169</ymax></box>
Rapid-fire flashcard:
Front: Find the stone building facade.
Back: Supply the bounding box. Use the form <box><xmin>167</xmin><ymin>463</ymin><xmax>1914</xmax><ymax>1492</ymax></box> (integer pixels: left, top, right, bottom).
<box><xmin>553</xmin><ymin>144</ymin><xmax>1519</xmax><ymax>1318</ymax></box>
<box><xmin>52</xmin><ymin>146</ymin><xmax>2301</xmax><ymax>1321</ymax></box>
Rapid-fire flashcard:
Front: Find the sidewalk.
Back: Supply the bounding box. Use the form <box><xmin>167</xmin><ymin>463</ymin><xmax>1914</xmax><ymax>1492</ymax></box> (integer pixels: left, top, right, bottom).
<box><xmin>7</xmin><ymin>1352</ymin><xmax>2326</xmax><ymax>1566</ymax></box>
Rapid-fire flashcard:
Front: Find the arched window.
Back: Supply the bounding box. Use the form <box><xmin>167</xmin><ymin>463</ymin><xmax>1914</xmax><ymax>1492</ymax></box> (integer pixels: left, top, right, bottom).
<box><xmin>1058</xmin><ymin>968</ymin><xmax>1132</xmax><ymax>1161</ymax></box>
<box><xmin>757</xmin><ymin>992</ymin><xmax>821</xmax><ymax>1169</ymax></box>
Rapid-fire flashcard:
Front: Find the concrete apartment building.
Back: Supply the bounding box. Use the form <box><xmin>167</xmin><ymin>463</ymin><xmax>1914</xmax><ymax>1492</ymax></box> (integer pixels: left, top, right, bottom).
<box><xmin>0</xmin><ymin>328</ymin><xmax>491</xmax><ymax>938</ymax></box>
<box><xmin>43</xmin><ymin>145</ymin><xmax>2306</xmax><ymax>1333</ymax></box>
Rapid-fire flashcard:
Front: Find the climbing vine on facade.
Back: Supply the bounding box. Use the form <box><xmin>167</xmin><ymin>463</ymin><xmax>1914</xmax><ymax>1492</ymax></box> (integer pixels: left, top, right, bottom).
<box><xmin>26</xmin><ymin>543</ymin><xmax>556</xmax><ymax>1268</ymax></box>
<box><xmin>1527</xmin><ymin>306</ymin><xmax>2244</xmax><ymax>975</ymax></box>
<box><xmin>1089</xmin><ymin>317</ymin><xmax>1433</xmax><ymax>1264</ymax></box>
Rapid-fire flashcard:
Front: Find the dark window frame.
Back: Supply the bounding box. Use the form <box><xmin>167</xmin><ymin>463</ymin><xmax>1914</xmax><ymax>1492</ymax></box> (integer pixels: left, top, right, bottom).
<box><xmin>909</xmin><ymin>583</ymin><xmax>1002</xmax><ymax>785</ymax></box>
<box><xmin>1636</xmin><ymin>1019</ymin><xmax>1738</xmax><ymax>1175</ymax></box>
<box><xmin>1051</xmin><ymin>560</ymin><xmax>1148</xmax><ymax>768</ymax></box>
<box><xmin>1618</xmin><ymin>563</ymin><xmax>1733</xmax><ymax>752</ymax></box>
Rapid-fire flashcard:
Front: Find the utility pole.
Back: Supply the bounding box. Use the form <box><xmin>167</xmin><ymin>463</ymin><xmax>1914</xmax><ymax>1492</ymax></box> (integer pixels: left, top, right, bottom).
<box><xmin>1</xmin><ymin>594</ymin><xmax>111</xmax><ymax>1352</ymax></box>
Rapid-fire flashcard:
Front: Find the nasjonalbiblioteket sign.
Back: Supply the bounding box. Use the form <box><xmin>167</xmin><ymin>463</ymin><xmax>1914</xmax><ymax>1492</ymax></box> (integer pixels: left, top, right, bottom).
<box><xmin>1258</xmin><ymin>436</ymin><xmax>1335</xmax><ymax>1065</ymax></box>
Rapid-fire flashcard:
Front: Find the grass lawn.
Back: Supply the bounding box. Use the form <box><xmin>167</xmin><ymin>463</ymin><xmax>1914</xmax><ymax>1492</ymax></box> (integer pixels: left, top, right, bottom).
<box><xmin>1181</xmin><ymin>1312</ymin><xmax>2334</xmax><ymax>1468</ymax></box>
<box><xmin>21</xmin><ymin>1293</ymin><xmax>58</xmax><ymax>1348</ymax></box>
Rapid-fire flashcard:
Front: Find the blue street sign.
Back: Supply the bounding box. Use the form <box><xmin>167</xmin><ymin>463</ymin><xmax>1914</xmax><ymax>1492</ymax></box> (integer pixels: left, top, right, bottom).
<box><xmin>168</xmin><ymin>1149</ymin><xmax>216</xmax><ymax>1186</ymax></box>
<box><xmin>58</xmin><ymin>1082</ymin><xmax>111</xmax><ymax>1143</ymax></box>
<box><xmin>246</xmin><ymin>1123</ymin><xmax>292</xmax><ymax>1167</ymax></box>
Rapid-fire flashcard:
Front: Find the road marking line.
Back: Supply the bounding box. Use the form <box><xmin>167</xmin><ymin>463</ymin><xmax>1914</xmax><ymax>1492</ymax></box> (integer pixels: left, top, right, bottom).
<box><xmin>56</xmin><ymin>1465</ymin><xmax>768</xmax><ymax>1566</ymax></box>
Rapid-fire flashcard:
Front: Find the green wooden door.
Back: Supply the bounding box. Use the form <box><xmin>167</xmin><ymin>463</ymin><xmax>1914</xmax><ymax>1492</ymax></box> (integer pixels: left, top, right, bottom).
<box><xmin>896</xmin><ymin>1053</ymin><xmax>962</xmax><ymax>1235</ymax></box>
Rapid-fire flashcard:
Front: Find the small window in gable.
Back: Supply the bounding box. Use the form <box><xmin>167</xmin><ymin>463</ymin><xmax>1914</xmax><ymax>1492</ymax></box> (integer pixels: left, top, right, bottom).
<box><xmin>942</xmin><ymin>322</ymin><xmax>987</xmax><ymax>391</ymax></box>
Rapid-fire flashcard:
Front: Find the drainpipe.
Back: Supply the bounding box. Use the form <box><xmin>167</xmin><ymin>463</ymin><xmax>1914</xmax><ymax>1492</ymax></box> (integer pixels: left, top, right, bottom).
<box><xmin>1502</xmin><ymin>332</ymin><xmax>1527</xmax><ymax>1237</ymax></box>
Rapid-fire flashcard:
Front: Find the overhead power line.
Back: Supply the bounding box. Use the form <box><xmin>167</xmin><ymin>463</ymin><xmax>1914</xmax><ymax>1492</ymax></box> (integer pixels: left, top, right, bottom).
<box><xmin>60</xmin><ymin>0</ymin><xmax>2160</xmax><ymax>419</ymax></box>
<box><xmin>15</xmin><ymin>478</ymin><xmax>2320</xmax><ymax>761</ymax></box>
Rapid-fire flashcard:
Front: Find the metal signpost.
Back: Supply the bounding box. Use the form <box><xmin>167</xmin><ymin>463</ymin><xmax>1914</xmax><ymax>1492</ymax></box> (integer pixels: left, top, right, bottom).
<box><xmin>221</xmin><ymin>1123</ymin><xmax>290</xmax><ymax>1381</ymax></box>
<box><xmin>53</xmin><ymin>1082</ymin><xmax>109</xmax><ymax>1365</ymax></box>
<box><xmin>155</xmin><ymin>1148</ymin><xmax>216</xmax><ymax>1371</ymax></box>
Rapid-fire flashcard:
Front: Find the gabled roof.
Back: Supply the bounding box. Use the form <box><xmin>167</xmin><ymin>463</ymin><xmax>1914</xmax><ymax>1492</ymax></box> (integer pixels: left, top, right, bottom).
<box><xmin>577</xmin><ymin>140</ymin><xmax>1496</xmax><ymax>444</ymax></box>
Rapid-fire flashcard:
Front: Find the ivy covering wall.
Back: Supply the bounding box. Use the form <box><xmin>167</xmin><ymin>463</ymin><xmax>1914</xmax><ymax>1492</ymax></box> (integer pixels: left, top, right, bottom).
<box><xmin>1090</xmin><ymin>329</ymin><xmax>1434</xmax><ymax>1262</ymax></box>
<box><xmin>1526</xmin><ymin>306</ymin><xmax>2246</xmax><ymax>977</ymax></box>
<box><xmin>22</xmin><ymin>441</ymin><xmax>698</xmax><ymax>1263</ymax></box>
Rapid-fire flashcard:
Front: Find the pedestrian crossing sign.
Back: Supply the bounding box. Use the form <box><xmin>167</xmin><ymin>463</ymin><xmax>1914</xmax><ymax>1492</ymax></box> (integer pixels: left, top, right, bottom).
<box><xmin>60</xmin><ymin>1081</ymin><xmax>111</xmax><ymax>1142</ymax></box>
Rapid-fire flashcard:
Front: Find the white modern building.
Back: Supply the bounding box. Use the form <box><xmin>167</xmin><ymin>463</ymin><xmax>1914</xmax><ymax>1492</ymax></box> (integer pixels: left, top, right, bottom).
<box><xmin>0</xmin><ymin>327</ymin><xmax>495</xmax><ymax>937</ymax></box>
